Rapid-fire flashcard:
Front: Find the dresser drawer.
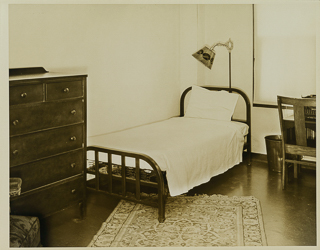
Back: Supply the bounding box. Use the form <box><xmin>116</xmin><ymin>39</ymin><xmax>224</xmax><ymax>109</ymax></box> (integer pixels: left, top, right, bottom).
<box><xmin>10</xmin><ymin>124</ymin><xmax>83</xmax><ymax>167</ymax></box>
<box><xmin>46</xmin><ymin>80</ymin><xmax>83</xmax><ymax>101</ymax></box>
<box><xmin>10</xmin><ymin>176</ymin><xmax>85</xmax><ymax>218</ymax></box>
<box><xmin>10</xmin><ymin>150</ymin><xmax>84</xmax><ymax>193</ymax></box>
<box><xmin>10</xmin><ymin>99</ymin><xmax>84</xmax><ymax>136</ymax></box>
<box><xmin>10</xmin><ymin>83</ymin><xmax>43</xmax><ymax>105</ymax></box>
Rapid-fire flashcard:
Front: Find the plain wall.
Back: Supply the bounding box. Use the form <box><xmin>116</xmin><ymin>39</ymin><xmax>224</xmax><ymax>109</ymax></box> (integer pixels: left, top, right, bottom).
<box><xmin>195</xmin><ymin>5</ymin><xmax>253</xmax><ymax>122</ymax></box>
<box><xmin>9</xmin><ymin>4</ymin><xmax>181</xmax><ymax>140</ymax></box>
<box><xmin>179</xmin><ymin>5</ymin><xmax>198</xmax><ymax>93</ymax></box>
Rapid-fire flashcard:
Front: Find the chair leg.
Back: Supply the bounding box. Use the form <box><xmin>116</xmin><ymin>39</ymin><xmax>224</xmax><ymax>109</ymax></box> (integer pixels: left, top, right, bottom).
<box><xmin>293</xmin><ymin>163</ymin><xmax>298</xmax><ymax>179</ymax></box>
<box><xmin>297</xmin><ymin>164</ymin><xmax>302</xmax><ymax>179</ymax></box>
<box><xmin>282</xmin><ymin>161</ymin><xmax>287</xmax><ymax>190</ymax></box>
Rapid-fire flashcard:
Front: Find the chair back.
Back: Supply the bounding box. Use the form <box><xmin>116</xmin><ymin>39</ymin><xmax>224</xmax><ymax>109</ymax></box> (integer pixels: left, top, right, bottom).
<box><xmin>277</xmin><ymin>96</ymin><xmax>316</xmax><ymax>158</ymax></box>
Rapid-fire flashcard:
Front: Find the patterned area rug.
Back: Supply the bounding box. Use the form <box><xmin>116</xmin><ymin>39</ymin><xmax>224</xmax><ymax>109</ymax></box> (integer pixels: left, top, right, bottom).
<box><xmin>88</xmin><ymin>195</ymin><xmax>267</xmax><ymax>247</ymax></box>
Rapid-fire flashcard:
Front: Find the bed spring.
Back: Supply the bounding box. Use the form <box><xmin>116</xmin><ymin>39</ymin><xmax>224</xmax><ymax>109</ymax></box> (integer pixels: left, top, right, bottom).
<box><xmin>86</xmin><ymin>146</ymin><xmax>168</xmax><ymax>223</ymax></box>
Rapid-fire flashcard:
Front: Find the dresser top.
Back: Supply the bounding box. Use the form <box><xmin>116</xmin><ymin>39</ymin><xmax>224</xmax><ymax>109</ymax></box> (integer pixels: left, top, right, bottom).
<box><xmin>9</xmin><ymin>71</ymin><xmax>87</xmax><ymax>82</ymax></box>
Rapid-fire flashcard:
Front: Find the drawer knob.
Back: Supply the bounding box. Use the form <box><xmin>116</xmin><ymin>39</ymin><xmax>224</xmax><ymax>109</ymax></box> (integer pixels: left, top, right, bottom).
<box><xmin>70</xmin><ymin>136</ymin><xmax>77</xmax><ymax>141</ymax></box>
<box><xmin>12</xmin><ymin>150</ymin><xmax>19</xmax><ymax>155</ymax></box>
<box><xmin>71</xmin><ymin>189</ymin><xmax>76</xmax><ymax>194</ymax></box>
<box><xmin>64</xmin><ymin>88</ymin><xmax>70</xmax><ymax>93</ymax></box>
<box><xmin>71</xmin><ymin>163</ymin><xmax>76</xmax><ymax>168</ymax></box>
<box><xmin>71</xmin><ymin>110</ymin><xmax>76</xmax><ymax>115</ymax></box>
<box><xmin>12</xmin><ymin>120</ymin><xmax>19</xmax><ymax>126</ymax></box>
<box><xmin>20</xmin><ymin>93</ymin><xmax>27</xmax><ymax>98</ymax></box>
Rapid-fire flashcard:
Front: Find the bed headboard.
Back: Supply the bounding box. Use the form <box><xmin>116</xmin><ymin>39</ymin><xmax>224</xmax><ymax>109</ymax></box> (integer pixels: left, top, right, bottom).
<box><xmin>180</xmin><ymin>86</ymin><xmax>251</xmax><ymax>164</ymax></box>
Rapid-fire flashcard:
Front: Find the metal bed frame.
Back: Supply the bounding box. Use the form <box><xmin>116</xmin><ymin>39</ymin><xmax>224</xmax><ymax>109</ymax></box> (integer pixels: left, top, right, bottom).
<box><xmin>86</xmin><ymin>86</ymin><xmax>251</xmax><ymax>223</ymax></box>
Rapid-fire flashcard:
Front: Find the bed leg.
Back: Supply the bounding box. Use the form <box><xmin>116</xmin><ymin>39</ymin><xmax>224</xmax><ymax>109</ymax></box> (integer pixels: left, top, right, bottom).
<box><xmin>158</xmin><ymin>216</ymin><xmax>165</xmax><ymax>223</ymax></box>
<box><xmin>158</xmin><ymin>205</ymin><xmax>165</xmax><ymax>223</ymax></box>
<box><xmin>247</xmin><ymin>151</ymin><xmax>251</xmax><ymax>166</ymax></box>
<box><xmin>158</xmin><ymin>191</ymin><xmax>166</xmax><ymax>223</ymax></box>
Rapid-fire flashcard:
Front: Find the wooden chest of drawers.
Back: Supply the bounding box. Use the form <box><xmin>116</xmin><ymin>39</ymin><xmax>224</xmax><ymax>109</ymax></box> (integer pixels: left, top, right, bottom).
<box><xmin>9</xmin><ymin>70</ymin><xmax>87</xmax><ymax>219</ymax></box>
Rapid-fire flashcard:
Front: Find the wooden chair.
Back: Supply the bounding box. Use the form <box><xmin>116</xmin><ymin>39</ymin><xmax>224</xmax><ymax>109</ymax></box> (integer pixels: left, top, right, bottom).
<box><xmin>277</xmin><ymin>96</ymin><xmax>316</xmax><ymax>189</ymax></box>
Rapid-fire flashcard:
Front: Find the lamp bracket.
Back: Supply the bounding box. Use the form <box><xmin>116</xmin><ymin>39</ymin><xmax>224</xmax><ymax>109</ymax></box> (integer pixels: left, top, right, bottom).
<box><xmin>210</xmin><ymin>39</ymin><xmax>233</xmax><ymax>53</ymax></box>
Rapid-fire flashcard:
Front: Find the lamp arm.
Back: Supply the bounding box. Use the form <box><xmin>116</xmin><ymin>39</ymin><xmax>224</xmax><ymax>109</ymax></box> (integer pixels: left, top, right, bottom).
<box><xmin>210</xmin><ymin>39</ymin><xmax>233</xmax><ymax>52</ymax></box>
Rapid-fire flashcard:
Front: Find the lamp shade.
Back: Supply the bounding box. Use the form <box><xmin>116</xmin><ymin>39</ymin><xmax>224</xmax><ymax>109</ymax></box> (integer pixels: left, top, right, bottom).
<box><xmin>192</xmin><ymin>46</ymin><xmax>215</xmax><ymax>69</ymax></box>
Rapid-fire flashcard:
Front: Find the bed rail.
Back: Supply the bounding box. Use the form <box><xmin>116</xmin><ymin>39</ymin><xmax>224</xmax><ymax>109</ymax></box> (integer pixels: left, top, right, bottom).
<box><xmin>86</xmin><ymin>146</ymin><xmax>167</xmax><ymax>223</ymax></box>
<box><xmin>180</xmin><ymin>86</ymin><xmax>251</xmax><ymax>165</ymax></box>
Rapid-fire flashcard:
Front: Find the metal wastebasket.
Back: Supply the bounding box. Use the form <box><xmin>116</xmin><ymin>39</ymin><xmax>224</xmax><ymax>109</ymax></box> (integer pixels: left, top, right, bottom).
<box><xmin>265</xmin><ymin>135</ymin><xmax>283</xmax><ymax>172</ymax></box>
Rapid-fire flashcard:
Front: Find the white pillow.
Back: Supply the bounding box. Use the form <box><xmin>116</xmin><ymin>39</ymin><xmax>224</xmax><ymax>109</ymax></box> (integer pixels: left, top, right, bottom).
<box><xmin>185</xmin><ymin>85</ymin><xmax>239</xmax><ymax>121</ymax></box>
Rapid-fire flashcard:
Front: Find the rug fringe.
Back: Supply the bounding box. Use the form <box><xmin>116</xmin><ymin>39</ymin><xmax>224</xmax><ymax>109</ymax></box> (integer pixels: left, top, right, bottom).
<box><xmin>255</xmin><ymin>198</ymin><xmax>268</xmax><ymax>246</ymax></box>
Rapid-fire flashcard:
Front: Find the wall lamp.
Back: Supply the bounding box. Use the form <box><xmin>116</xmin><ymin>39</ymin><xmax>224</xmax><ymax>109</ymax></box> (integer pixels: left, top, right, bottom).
<box><xmin>192</xmin><ymin>38</ymin><xmax>234</xmax><ymax>89</ymax></box>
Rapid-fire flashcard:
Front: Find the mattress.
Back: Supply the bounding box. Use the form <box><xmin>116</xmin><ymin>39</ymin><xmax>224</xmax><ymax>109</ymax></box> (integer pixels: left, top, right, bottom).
<box><xmin>88</xmin><ymin>117</ymin><xmax>249</xmax><ymax>196</ymax></box>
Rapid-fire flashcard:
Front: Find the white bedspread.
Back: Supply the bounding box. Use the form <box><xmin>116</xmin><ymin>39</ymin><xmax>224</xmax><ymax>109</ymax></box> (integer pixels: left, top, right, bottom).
<box><xmin>88</xmin><ymin>117</ymin><xmax>249</xmax><ymax>196</ymax></box>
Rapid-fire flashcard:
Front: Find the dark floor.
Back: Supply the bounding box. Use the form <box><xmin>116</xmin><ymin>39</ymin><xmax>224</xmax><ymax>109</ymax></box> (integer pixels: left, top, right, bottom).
<box><xmin>39</xmin><ymin>155</ymin><xmax>317</xmax><ymax>247</ymax></box>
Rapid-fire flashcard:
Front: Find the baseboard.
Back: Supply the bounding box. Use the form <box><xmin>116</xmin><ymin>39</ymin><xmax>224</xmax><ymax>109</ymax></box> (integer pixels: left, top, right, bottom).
<box><xmin>251</xmin><ymin>153</ymin><xmax>267</xmax><ymax>163</ymax></box>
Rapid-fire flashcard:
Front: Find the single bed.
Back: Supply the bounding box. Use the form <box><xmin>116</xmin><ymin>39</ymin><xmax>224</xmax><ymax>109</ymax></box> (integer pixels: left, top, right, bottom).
<box><xmin>86</xmin><ymin>85</ymin><xmax>251</xmax><ymax>222</ymax></box>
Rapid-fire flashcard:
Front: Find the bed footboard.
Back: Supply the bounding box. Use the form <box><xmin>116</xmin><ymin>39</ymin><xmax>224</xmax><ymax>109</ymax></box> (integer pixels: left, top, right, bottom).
<box><xmin>86</xmin><ymin>146</ymin><xmax>168</xmax><ymax>223</ymax></box>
